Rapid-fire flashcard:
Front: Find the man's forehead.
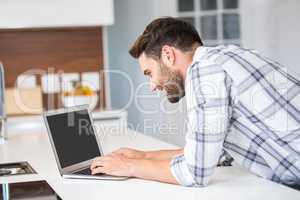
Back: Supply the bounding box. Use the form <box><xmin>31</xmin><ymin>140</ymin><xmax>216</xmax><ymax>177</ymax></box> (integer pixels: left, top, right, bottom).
<box><xmin>138</xmin><ymin>53</ymin><xmax>152</xmax><ymax>70</ymax></box>
<box><xmin>138</xmin><ymin>53</ymin><xmax>148</xmax><ymax>63</ymax></box>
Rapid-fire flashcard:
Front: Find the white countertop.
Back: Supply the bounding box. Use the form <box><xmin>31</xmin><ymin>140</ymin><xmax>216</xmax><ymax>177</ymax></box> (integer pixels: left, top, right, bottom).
<box><xmin>0</xmin><ymin>115</ymin><xmax>299</xmax><ymax>200</ymax></box>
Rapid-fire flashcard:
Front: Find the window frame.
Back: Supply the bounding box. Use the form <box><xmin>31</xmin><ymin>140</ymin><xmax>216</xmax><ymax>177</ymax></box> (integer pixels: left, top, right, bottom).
<box><xmin>176</xmin><ymin>0</ymin><xmax>241</xmax><ymax>46</ymax></box>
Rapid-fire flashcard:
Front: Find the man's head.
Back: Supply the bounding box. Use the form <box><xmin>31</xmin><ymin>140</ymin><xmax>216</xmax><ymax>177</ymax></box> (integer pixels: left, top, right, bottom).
<box><xmin>129</xmin><ymin>17</ymin><xmax>202</xmax><ymax>103</ymax></box>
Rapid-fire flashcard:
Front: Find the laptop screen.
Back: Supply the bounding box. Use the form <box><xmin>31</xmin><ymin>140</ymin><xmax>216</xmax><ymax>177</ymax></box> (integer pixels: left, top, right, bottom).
<box><xmin>46</xmin><ymin>109</ymin><xmax>101</xmax><ymax>168</ymax></box>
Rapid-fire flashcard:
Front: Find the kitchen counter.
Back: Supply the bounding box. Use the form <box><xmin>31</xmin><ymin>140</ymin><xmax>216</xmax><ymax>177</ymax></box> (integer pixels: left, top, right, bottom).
<box><xmin>0</xmin><ymin>113</ymin><xmax>299</xmax><ymax>200</ymax></box>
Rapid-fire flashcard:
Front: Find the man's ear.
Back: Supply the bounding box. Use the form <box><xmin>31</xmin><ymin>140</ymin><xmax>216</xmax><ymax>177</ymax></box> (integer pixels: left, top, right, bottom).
<box><xmin>161</xmin><ymin>45</ymin><xmax>175</xmax><ymax>66</ymax></box>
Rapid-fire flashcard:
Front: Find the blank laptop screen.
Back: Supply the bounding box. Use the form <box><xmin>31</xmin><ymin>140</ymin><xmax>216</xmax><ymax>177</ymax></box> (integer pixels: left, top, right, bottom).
<box><xmin>46</xmin><ymin>109</ymin><xmax>101</xmax><ymax>168</ymax></box>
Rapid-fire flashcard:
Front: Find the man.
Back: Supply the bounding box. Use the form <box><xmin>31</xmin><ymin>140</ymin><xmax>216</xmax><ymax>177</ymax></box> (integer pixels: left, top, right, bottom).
<box><xmin>91</xmin><ymin>17</ymin><xmax>300</xmax><ymax>187</ymax></box>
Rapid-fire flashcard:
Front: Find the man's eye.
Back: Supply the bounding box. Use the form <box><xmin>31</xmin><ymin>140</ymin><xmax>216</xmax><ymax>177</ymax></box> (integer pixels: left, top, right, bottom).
<box><xmin>144</xmin><ymin>71</ymin><xmax>151</xmax><ymax>77</ymax></box>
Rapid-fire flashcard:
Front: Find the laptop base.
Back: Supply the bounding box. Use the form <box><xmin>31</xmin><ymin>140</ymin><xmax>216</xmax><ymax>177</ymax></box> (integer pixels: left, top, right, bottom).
<box><xmin>63</xmin><ymin>174</ymin><xmax>128</xmax><ymax>180</ymax></box>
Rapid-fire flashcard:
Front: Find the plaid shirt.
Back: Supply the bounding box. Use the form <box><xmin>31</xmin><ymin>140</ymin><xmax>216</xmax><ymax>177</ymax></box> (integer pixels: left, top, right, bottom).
<box><xmin>170</xmin><ymin>45</ymin><xmax>300</xmax><ymax>187</ymax></box>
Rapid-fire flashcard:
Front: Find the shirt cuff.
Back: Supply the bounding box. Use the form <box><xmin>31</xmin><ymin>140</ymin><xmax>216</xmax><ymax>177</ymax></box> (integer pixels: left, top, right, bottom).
<box><xmin>170</xmin><ymin>154</ymin><xmax>197</xmax><ymax>187</ymax></box>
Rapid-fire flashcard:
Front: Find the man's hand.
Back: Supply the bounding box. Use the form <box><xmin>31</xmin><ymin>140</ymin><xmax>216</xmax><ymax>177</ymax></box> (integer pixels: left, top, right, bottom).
<box><xmin>110</xmin><ymin>147</ymin><xmax>146</xmax><ymax>159</ymax></box>
<box><xmin>90</xmin><ymin>153</ymin><xmax>179</xmax><ymax>185</ymax></box>
<box><xmin>90</xmin><ymin>154</ymin><xmax>134</xmax><ymax>177</ymax></box>
<box><xmin>89</xmin><ymin>148</ymin><xmax>183</xmax><ymax>184</ymax></box>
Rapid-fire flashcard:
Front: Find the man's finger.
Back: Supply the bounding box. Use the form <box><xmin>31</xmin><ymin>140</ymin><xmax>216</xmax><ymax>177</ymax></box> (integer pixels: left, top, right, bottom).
<box><xmin>91</xmin><ymin>166</ymin><xmax>106</xmax><ymax>175</ymax></box>
<box><xmin>92</xmin><ymin>156</ymin><xmax>102</xmax><ymax>163</ymax></box>
<box><xmin>90</xmin><ymin>159</ymin><xmax>107</xmax><ymax>170</ymax></box>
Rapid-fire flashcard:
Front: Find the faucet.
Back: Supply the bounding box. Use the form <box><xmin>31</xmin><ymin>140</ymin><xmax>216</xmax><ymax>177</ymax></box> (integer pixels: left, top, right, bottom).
<box><xmin>0</xmin><ymin>62</ymin><xmax>6</xmax><ymax>144</ymax></box>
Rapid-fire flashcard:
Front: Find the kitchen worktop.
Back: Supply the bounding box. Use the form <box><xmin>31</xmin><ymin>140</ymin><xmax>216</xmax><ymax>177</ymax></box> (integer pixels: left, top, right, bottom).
<box><xmin>0</xmin><ymin>113</ymin><xmax>299</xmax><ymax>200</ymax></box>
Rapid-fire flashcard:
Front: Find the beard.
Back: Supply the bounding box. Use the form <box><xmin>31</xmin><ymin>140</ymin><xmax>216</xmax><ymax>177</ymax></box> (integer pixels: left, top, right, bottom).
<box><xmin>159</xmin><ymin>62</ymin><xmax>185</xmax><ymax>103</ymax></box>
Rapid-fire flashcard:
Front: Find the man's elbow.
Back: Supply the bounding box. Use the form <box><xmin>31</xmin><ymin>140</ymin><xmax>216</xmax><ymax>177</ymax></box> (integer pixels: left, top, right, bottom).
<box><xmin>188</xmin><ymin>166</ymin><xmax>214</xmax><ymax>187</ymax></box>
<box><xmin>178</xmin><ymin>174</ymin><xmax>212</xmax><ymax>187</ymax></box>
<box><xmin>192</xmin><ymin>176</ymin><xmax>211</xmax><ymax>187</ymax></box>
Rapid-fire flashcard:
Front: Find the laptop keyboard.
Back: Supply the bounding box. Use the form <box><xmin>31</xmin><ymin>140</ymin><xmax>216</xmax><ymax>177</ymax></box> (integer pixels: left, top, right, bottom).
<box><xmin>74</xmin><ymin>168</ymin><xmax>103</xmax><ymax>176</ymax></box>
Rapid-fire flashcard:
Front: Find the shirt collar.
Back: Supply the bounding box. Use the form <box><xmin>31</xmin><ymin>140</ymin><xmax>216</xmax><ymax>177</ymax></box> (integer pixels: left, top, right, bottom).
<box><xmin>191</xmin><ymin>46</ymin><xmax>208</xmax><ymax>65</ymax></box>
<box><xmin>185</xmin><ymin>46</ymin><xmax>208</xmax><ymax>83</ymax></box>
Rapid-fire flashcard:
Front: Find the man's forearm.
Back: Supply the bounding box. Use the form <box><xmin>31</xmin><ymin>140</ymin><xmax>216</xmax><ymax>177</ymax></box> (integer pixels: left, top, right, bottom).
<box><xmin>144</xmin><ymin>148</ymin><xmax>183</xmax><ymax>160</ymax></box>
<box><xmin>129</xmin><ymin>158</ymin><xmax>179</xmax><ymax>185</ymax></box>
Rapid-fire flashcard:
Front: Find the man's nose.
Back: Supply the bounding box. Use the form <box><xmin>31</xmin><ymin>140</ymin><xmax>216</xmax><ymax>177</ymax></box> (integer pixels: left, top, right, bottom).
<box><xmin>150</xmin><ymin>82</ymin><xmax>158</xmax><ymax>91</ymax></box>
<box><xmin>150</xmin><ymin>82</ymin><xmax>163</xmax><ymax>92</ymax></box>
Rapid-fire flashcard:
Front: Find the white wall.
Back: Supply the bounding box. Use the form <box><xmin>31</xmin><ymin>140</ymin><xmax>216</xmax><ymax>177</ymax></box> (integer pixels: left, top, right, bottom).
<box><xmin>106</xmin><ymin>0</ymin><xmax>154</xmax><ymax>140</ymax></box>
<box><xmin>106</xmin><ymin>0</ymin><xmax>187</xmax><ymax>146</ymax></box>
<box><xmin>274</xmin><ymin>0</ymin><xmax>300</xmax><ymax>76</ymax></box>
<box><xmin>241</xmin><ymin>0</ymin><xmax>300</xmax><ymax>77</ymax></box>
<box><xmin>0</xmin><ymin>0</ymin><xmax>114</xmax><ymax>28</ymax></box>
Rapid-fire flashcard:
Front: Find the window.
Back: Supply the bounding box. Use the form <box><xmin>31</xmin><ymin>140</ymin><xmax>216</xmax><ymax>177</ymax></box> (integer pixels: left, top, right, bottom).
<box><xmin>177</xmin><ymin>0</ymin><xmax>240</xmax><ymax>46</ymax></box>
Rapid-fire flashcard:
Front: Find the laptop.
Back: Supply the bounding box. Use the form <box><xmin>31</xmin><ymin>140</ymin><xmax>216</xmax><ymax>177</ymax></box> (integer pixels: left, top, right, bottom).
<box><xmin>43</xmin><ymin>105</ymin><xmax>127</xmax><ymax>180</ymax></box>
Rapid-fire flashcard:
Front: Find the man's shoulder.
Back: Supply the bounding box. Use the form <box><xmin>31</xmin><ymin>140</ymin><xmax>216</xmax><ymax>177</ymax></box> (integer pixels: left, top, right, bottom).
<box><xmin>187</xmin><ymin>45</ymin><xmax>230</xmax><ymax>77</ymax></box>
<box><xmin>192</xmin><ymin>44</ymin><xmax>242</xmax><ymax>65</ymax></box>
<box><xmin>187</xmin><ymin>44</ymin><xmax>249</xmax><ymax>78</ymax></box>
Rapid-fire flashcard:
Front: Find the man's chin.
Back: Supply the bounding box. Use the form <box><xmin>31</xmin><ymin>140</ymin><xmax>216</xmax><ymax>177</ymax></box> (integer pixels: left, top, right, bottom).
<box><xmin>165</xmin><ymin>89</ymin><xmax>185</xmax><ymax>104</ymax></box>
<box><xmin>167</xmin><ymin>95</ymin><xmax>184</xmax><ymax>103</ymax></box>
<box><xmin>167</xmin><ymin>97</ymin><xmax>180</xmax><ymax>103</ymax></box>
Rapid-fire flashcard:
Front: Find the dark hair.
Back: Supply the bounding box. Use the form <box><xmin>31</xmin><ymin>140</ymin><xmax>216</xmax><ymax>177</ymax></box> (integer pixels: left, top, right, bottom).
<box><xmin>129</xmin><ymin>17</ymin><xmax>202</xmax><ymax>59</ymax></box>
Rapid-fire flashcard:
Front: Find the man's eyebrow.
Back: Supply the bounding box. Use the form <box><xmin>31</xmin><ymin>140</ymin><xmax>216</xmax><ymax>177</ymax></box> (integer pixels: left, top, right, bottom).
<box><xmin>144</xmin><ymin>69</ymin><xmax>150</xmax><ymax>75</ymax></box>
